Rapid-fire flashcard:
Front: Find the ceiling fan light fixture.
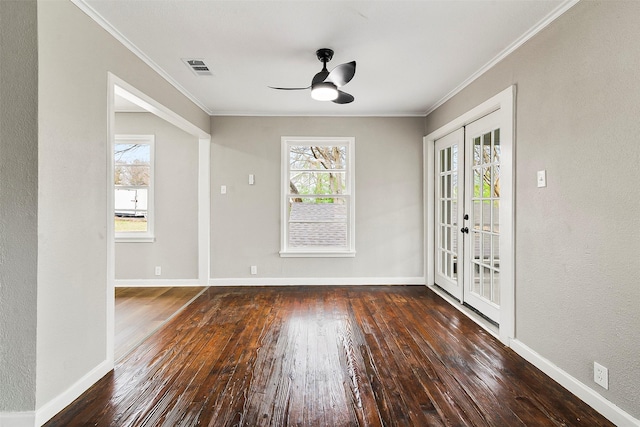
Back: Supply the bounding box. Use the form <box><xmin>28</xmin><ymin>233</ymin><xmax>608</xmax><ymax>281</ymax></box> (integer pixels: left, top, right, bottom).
<box><xmin>311</xmin><ymin>82</ymin><xmax>338</xmax><ymax>101</ymax></box>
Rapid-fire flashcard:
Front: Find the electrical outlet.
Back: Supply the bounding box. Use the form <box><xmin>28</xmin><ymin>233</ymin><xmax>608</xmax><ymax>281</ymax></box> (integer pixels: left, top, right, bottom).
<box><xmin>250</xmin><ymin>265</ymin><xmax>257</xmax><ymax>275</ymax></box>
<box><xmin>594</xmin><ymin>362</ymin><xmax>608</xmax><ymax>389</ymax></box>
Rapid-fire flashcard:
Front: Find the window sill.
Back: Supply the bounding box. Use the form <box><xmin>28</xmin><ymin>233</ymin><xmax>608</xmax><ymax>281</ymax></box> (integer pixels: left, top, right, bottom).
<box><xmin>280</xmin><ymin>250</ymin><xmax>356</xmax><ymax>258</ymax></box>
<box><xmin>116</xmin><ymin>236</ymin><xmax>155</xmax><ymax>243</ymax></box>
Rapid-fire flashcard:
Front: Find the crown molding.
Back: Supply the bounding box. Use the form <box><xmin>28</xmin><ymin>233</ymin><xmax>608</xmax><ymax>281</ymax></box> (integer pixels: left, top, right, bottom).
<box><xmin>71</xmin><ymin>0</ymin><xmax>214</xmax><ymax>116</ymax></box>
<box><xmin>423</xmin><ymin>0</ymin><xmax>580</xmax><ymax>117</ymax></box>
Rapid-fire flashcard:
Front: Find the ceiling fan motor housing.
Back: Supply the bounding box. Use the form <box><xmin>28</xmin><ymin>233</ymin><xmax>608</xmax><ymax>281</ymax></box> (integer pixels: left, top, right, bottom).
<box><xmin>316</xmin><ymin>48</ymin><xmax>334</xmax><ymax>63</ymax></box>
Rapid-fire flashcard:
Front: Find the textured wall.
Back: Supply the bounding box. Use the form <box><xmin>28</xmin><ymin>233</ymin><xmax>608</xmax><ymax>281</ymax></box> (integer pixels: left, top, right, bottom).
<box><xmin>114</xmin><ymin>113</ymin><xmax>199</xmax><ymax>280</ymax></box>
<box><xmin>210</xmin><ymin>116</ymin><xmax>424</xmax><ymax>280</ymax></box>
<box><xmin>425</xmin><ymin>1</ymin><xmax>640</xmax><ymax>417</ymax></box>
<box><xmin>0</xmin><ymin>0</ymin><xmax>38</xmax><ymax>412</ymax></box>
<box><xmin>36</xmin><ymin>0</ymin><xmax>209</xmax><ymax>409</ymax></box>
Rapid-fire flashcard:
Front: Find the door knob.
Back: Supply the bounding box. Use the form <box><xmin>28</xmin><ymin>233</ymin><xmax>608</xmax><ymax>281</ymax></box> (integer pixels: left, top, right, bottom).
<box><xmin>460</xmin><ymin>227</ymin><xmax>469</xmax><ymax>234</ymax></box>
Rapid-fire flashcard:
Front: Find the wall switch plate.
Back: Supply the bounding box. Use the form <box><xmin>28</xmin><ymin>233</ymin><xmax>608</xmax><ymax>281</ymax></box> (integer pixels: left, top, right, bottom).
<box><xmin>594</xmin><ymin>362</ymin><xmax>609</xmax><ymax>389</ymax></box>
<box><xmin>537</xmin><ymin>170</ymin><xmax>547</xmax><ymax>188</ymax></box>
<box><xmin>250</xmin><ymin>265</ymin><xmax>257</xmax><ymax>275</ymax></box>
<box><xmin>155</xmin><ymin>266</ymin><xmax>161</xmax><ymax>276</ymax></box>
<box><xmin>249</xmin><ymin>174</ymin><xmax>255</xmax><ymax>185</ymax></box>
<box><xmin>220</xmin><ymin>185</ymin><xmax>227</xmax><ymax>194</ymax></box>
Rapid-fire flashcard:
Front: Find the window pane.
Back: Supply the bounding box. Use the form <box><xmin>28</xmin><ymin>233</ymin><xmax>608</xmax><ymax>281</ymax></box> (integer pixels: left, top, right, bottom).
<box><xmin>290</xmin><ymin>172</ymin><xmax>346</xmax><ymax>195</ymax></box>
<box><xmin>288</xmin><ymin>196</ymin><xmax>348</xmax><ymax>248</ymax></box>
<box><xmin>115</xmin><ymin>216</ymin><xmax>147</xmax><ymax>233</ymax></box>
<box><xmin>289</xmin><ymin>198</ymin><xmax>347</xmax><ymax>222</ymax></box>
<box><xmin>115</xmin><ymin>143</ymin><xmax>150</xmax><ymax>186</ymax></box>
<box><xmin>289</xmin><ymin>145</ymin><xmax>346</xmax><ymax>170</ymax></box>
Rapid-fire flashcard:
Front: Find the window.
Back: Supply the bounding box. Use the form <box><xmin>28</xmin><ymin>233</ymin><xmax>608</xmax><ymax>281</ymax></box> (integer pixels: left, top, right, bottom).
<box><xmin>114</xmin><ymin>135</ymin><xmax>154</xmax><ymax>242</ymax></box>
<box><xmin>281</xmin><ymin>137</ymin><xmax>355</xmax><ymax>257</ymax></box>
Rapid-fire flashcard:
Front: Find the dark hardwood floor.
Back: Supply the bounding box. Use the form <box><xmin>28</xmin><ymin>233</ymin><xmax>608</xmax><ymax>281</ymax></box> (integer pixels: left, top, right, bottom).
<box><xmin>115</xmin><ymin>287</ymin><xmax>206</xmax><ymax>360</ymax></box>
<box><xmin>46</xmin><ymin>286</ymin><xmax>613</xmax><ymax>426</ymax></box>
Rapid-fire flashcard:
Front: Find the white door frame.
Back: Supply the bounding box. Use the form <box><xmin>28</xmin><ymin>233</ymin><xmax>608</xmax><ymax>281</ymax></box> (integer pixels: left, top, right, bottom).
<box><xmin>106</xmin><ymin>73</ymin><xmax>211</xmax><ymax>366</ymax></box>
<box><xmin>424</xmin><ymin>86</ymin><xmax>515</xmax><ymax>345</ymax></box>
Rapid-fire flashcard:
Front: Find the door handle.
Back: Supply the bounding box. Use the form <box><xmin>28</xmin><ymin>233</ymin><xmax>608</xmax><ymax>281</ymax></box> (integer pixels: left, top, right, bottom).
<box><xmin>460</xmin><ymin>227</ymin><xmax>469</xmax><ymax>234</ymax></box>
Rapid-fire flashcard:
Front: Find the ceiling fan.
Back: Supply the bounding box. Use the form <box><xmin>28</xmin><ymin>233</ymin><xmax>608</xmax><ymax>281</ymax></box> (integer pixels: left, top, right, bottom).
<box><xmin>270</xmin><ymin>48</ymin><xmax>356</xmax><ymax>104</ymax></box>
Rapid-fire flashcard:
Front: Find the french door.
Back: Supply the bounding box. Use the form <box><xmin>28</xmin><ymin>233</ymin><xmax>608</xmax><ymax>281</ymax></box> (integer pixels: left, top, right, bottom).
<box><xmin>435</xmin><ymin>111</ymin><xmax>502</xmax><ymax>323</ymax></box>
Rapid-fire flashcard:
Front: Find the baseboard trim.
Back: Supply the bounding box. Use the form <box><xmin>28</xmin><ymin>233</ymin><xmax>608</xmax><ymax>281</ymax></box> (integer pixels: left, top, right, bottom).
<box><xmin>115</xmin><ymin>279</ymin><xmax>202</xmax><ymax>287</ymax></box>
<box><xmin>510</xmin><ymin>339</ymin><xmax>640</xmax><ymax>427</ymax></box>
<box><xmin>0</xmin><ymin>412</ymin><xmax>35</xmax><ymax>427</ymax></box>
<box><xmin>208</xmin><ymin>277</ymin><xmax>426</xmax><ymax>286</ymax></box>
<box><xmin>34</xmin><ymin>359</ymin><xmax>112</xmax><ymax>427</ymax></box>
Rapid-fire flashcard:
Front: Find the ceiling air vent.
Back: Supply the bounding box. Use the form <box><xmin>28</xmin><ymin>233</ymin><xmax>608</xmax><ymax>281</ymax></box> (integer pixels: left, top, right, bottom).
<box><xmin>182</xmin><ymin>58</ymin><xmax>213</xmax><ymax>76</ymax></box>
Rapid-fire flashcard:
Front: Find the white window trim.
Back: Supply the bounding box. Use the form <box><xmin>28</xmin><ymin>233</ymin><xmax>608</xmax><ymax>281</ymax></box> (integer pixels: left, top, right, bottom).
<box><xmin>114</xmin><ymin>134</ymin><xmax>155</xmax><ymax>243</ymax></box>
<box><xmin>280</xmin><ymin>136</ymin><xmax>356</xmax><ymax>257</ymax></box>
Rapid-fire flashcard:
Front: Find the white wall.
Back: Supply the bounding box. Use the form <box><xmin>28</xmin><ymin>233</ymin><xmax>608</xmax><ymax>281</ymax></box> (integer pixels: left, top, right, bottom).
<box><xmin>425</xmin><ymin>1</ymin><xmax>640</xmax><ymax>418</ymax></box>
<box><xmin>0</xmin><ymin>0</ymin><xmax>38</xmax><ymax>413</ymax></box>
<box><xmin>114</xmin><ymin>113</ymin><xmax>199</xmax><ymax>281</ymax></box>
<box><xmin>210</xmin><ymin>116</ymin><xmax>425</xmax><ymax>282</ymax></box>
<box><xmin>35</xmin><ymin>0</ymin><xmax>209</xmax><ymax>415</ymax></box>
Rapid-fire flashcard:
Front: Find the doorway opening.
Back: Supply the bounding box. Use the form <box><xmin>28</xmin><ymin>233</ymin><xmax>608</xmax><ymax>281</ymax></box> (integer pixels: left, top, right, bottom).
<box><xmin>106</xmin><ymin>74</ymin><xmax>211</xmax><ymax>365</ymax></box>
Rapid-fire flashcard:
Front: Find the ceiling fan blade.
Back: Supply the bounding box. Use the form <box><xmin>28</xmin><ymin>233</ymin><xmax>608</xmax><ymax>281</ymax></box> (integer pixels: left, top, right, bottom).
<box><xmin>268</xmin><ymin>86</ymin><xmax>310</xmax><ymax>91</ymax></box>
<box><xmin>326</xmin><ymin>61</ymin><xmax>356</xmax><ymax>87</ymax></box>
<box><xmin>311</xmin><ymin>70</ymin><xmax>330</xmax><ymax>85</ymax></box>
<box><xmin>333</xmin><ymin>90</ymin><xmax>354</xmax><ymax>104</ymax></box>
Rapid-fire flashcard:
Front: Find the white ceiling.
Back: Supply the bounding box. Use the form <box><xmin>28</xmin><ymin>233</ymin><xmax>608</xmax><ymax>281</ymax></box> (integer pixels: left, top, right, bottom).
<box><xmin>79</xmin><ymin>0</ymin><xmax>572</xmax><ymax>117</ymax></box>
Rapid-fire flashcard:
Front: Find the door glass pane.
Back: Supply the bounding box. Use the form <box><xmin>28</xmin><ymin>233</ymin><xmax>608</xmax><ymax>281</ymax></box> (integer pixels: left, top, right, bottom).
<box><xmin>483</xmin><ymin>132</ymin><xmax>491</xmax><ymax>164</ymax></box>
<box><xmin>472</xmin><ymin>262</ymin><xmax>481</xmax><ymax>294</ymax></box>
<box><xmin>482</xmin><ymin>167</ymin><xmax>491</xmax><ymax>198</ymax></box>
<box><xmin>493</xmin><ymin>270</ymin><xmax>500</xmax><ymax>304</ymax></box>
<box><xmin>482</xmin><ymin>201</ymin><xmax>491</xmax><ymax>231</ymax></box>
<box><xmin>482</xmin><ymin>267</ymin><xmax>492</xmax><ymax>299</ymax></box>
<box><xmin>483</xmin><ymin>233</ymin><xmax>491</xmax><ymax>264</ymax></box>
<box><xmin>492</xmin><ymin>165</ymin><xmax>500</xmax><ymax>198</ymax></box>
<box><xmin>473</xmin><ymin>137</ymin><xmax>481</xmax><ymax>166</ymax></box>
<box><xmin>493</xmin><ymin>235</ymin><xmax>500</xmax><ymax>268</ymax></box>
<box><xmin>493</xmin><ymin>129</ymin><xmax>501</xmax><ymax>163</ymax></box>
<box><xmin>473</xmin><ymin>201</ymin><xmax>481</xmax><ymax>230</ymax></box>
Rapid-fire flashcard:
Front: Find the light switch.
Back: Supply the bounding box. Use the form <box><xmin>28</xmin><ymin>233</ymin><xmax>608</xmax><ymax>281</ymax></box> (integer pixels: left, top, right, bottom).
<box><xmin>220</xmin><ymin>185</ymin><xmax>227</xmax><ymax>194</ymax></box>
<box><xmin>249</xmin><ymin>174</ymin><xmax>255</xmax><ymax>185</ymax></box>
<box><xmin>537</xmin><ymin>170</ymin><xmax>547</xmax><ymax>188</ymax></box>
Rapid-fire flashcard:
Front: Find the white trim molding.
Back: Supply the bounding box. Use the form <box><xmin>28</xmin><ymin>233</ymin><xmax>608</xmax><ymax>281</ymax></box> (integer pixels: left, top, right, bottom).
<box><xmin>209</xmin><ymin>277</ymin><xmax>426</xmax><ymax>287</ymax></box>
<box><xmin>510</xmin><ymin>340</ymin><xmax>640</xmax><ymax>427</ymax></box>
<box><xmin>34</xmin><ymin>360</ymin><xmax>112</xmax><ymax>427</ymax></box>
<box><xmin>115</xmin><ymin>279</ymin><xmax>204</xmax><ymax>287</ymax></box>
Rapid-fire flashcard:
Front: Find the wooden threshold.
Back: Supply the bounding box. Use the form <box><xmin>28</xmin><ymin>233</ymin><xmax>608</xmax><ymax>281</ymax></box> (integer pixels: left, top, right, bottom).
<box><xmin>48</xmin><ymin>286</ymin><xmax>613</xmax><ymax>426</ymax></box>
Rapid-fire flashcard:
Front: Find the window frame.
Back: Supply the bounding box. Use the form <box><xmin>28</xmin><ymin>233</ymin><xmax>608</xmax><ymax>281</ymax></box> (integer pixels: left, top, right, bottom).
<box><xmin>114</xmin><ymin>134</ymin><xmax>155</xmax><ymax>243</ymax></box>
<box><xmin>280</xmin><ymin>136</ymin><xmax>356</xmax><ymax>257</ymax></box>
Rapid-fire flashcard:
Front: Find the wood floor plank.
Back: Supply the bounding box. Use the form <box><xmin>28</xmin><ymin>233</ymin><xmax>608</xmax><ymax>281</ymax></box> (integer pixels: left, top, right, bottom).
<box><xmin>114</xmin><ymin>286</ymin><xmax>206</xmax><ymax>360</ymax></box>
<box><xmin>46</xmin><ymin>286</ymin><xmax>615</xmax><ymax>427</ymax></box>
